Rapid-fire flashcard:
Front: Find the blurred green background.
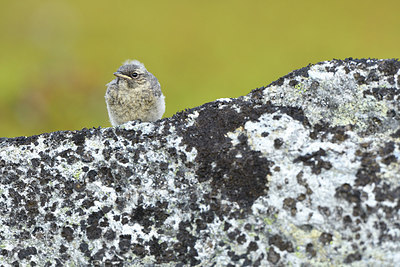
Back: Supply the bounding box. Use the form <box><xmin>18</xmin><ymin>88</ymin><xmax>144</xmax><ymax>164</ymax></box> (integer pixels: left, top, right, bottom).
<box><xmin>0</xmin><ymin>0</ymin><xmax>399</xmax><ymax>137</ymax></box>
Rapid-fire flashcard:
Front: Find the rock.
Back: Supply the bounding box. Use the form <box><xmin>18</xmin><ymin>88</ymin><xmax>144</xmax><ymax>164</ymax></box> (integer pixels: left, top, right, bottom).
<box><xmin>0</xmin><ymin>58</ymin><xmax>400</xmax><ymax>266</ymax></box>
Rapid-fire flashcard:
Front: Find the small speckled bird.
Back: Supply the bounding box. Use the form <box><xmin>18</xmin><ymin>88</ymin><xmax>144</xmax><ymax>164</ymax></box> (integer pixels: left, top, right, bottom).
<box><xmin>105</xmin><ymin>60</ymin><xmax>165</xmax><ymax>126</ymax></box>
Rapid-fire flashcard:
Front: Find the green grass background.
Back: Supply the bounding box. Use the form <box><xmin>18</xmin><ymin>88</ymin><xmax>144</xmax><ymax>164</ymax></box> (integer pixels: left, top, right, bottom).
<box><xmin>0</xmin><ymin>0</ymin><xmax>399</xmax><ymax>137</ymax></box>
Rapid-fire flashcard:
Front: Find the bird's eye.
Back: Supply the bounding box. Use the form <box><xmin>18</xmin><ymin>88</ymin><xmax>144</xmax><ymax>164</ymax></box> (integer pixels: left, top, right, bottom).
<box><xmin>131</xmin><ymin>72</ymin><xmax>138</xmax><ymax>78</ymax></box>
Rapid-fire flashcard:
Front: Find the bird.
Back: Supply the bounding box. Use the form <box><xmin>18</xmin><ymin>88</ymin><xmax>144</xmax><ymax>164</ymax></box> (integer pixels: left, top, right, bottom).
<box><xmin>105</xmin><ymin>60</ymin><xmax>165</xmax><ymax>126</ymax></box>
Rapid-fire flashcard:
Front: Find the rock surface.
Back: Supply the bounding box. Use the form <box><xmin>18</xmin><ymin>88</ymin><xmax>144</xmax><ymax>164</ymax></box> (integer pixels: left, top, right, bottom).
<box><xmin>1</xmin><ymin>58</ymin><xmax>400</xmax><ymax>266</ymax></box>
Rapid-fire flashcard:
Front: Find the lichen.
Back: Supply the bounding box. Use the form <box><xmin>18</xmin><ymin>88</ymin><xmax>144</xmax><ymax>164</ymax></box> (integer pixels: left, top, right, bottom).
<box><xmin>0</xmin><ymin>58</ymin><xmax>399</xmax><ymax>265</ymax></box>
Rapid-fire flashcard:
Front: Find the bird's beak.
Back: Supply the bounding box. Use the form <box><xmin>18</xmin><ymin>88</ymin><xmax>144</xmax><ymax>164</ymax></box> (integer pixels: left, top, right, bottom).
<box><xmin>113</xmin><ymin>72</ymin><xmax>132</xmax><ymax>80</ymax></box>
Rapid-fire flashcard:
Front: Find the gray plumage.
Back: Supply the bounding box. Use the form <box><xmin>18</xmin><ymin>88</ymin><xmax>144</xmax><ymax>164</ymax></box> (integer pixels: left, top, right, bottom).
<box><xmin>105</xmin><ymin>60</ymin><xmax>165</xmax><ymax>126</ymax></box>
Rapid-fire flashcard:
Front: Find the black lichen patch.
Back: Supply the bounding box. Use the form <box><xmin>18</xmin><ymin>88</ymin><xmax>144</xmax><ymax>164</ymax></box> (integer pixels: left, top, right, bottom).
<box><xmin>390</xmin><ymin>128</ymin><xmax>400</xmax><ymax>138</ymax></box>
<box><xmin>113</xmin><ymin>127</ymin><xmax>144</xmax><ymax>146</ymax></box>
<box><xmin>379</xmin><ymin>141</ymin><xmax>395</xmax><ymax>156</ymax></box>
<box><xmin>335</xmin><ymin>184</ymin><xmax>369</xmax><ymax>222</ymax></box>
<box><xmin>377</xmin><ymin>59</ymin><xmax>400</xmax><ymax>76</ymax></box>
<box><xmin>267</xmin><ymin>246</ymin><xmax>280</xmax><ymax>264</ymax></box>
<box><xmin>179</xmin><ymin>101</ymin><xmax>273</xmax><ymax>208</ymax></box>
<box><xmin>174</xmin><ymin>221</ymin><xmax>200</xmax><ymax>266</ymax></box>
<box><xmin>272</xmin><ymin>65</ymin><xmax>311</xmax><ymax>86</ymax></box>
<box><xmin>361</xmin><ymin>116</ymin><xmax>386</xmax><ymax>136</ymax></box>
<box><xmin>316</xmin><ymin>58</ymin><xmax>371</xmax><ymax>75</ymax></box>
<box><xmin>283</xmin><ymin>197</ymin><xmax>297</xmax><ymax>216</ymax></box>
<box><xmin>378</xmin><ymin>142</ymin><xmax>397</xmax><ymax>166</ymax></box>
<box><xmin>353</xmin><ymin>72</ymin><xmax>366</xmax><ymax>85</ymax></box>
<box><xmin>71</xmin><ymin>131</ymin><xmax>87</xmax><ymax>146</ymax></box>
<box><xmin>248</xmin><ymin>241</ymin><xmax>258</xmax><ymax>252</ymax></box>
<box><xmin>325</xmin><ymin>66</ymin><xmax>337</xmax><ymax>73</ymax></box>
<box><xmin>344</xmin><ymin>251</ymin><xmax>362</xmax><ymax>264</ymax></box>
<box><xmin>118</xmin><ymin>234</ymin><xmax>132</xmax><ymax>253</ymax></box>
<box><xmin>398</xmin><ymin>75</ymin><xmax>400</xmax><ymax>88</ymax></box>
<box><xmin>382</xmin><ymin>155</ymin><xmax>397</xmax><ymax>165</ymax></box>
<box><xmin>18</xmin><ymin>246</ymin><xmax>38</xmax><ymax>260</ymax></box>
<box><xmin>57</xmin><ymin>149</ymin><xmax>80</xmax><ymax>165</ymax></box>
<box><xmin>84</xmin><ymin>209</ymin><xmax>112</xmax><ymax>240</ymax></box>
<box><xmin>274</xmin><ymin>138</ymin><xmax>284</xmax><ymax>149</ymax></box>
<box><xmin>318</xmin><ymin>206</ymin><xmax>331</xmax><ymax>217</ymax></box>
<box><xmin>306</xmin><ymin>243</ymin><xmax>316</xmax><ymax>258</ymax></box>
<box><xmin>293</xmin><ymin>148</ymin><xmax>332</xmax><ymax>174</ymax></box>
<box><xmin>309</xmin><ymin>122</ymin><xmax>351</xmax><ymax>143</ymax></box>
<box><xmin>103</xmin><ymin>229</ymin><xmax>116</xmax><ymax>241</ymax></box>
<box><xmin>289</xmin><ymin>80</ymin><xmax>299</xmax><ymax>87</ymax></box>
<box><xmin>335</xmin><ymin>183</ymin><xmax>361</xmax><ymax>204</ymax></box>
<box><xmin>373</xmin><ymin>183</ymin><xmax>400</xmax><ymax>202</ymax></box>
<box><xmin>3</xmin><ymin>135</ymin><xmax>40</xmax><ymax>147</ymax></box>
<box><xmin>366</xmin><ymin>69</ymin><xmax>380</xmax><ymax>82</ymax></box>
<box><xmin>363</xmin><ymin>87</ymin><xmax>400</xmax><ymax>101</ymax></box>
<box><xmin>131</xmin><ymin>243</ymin><xmax>146</xmax><ymax>258</ymax></box>
<box><xmin>61</xmin><ymin>226</ymin><xmax>75</xmax><ymax>242</ymax></box>
<box><xmin>319</xmin><ymin>232</ymin><xmax>333</xmax><ymax>245</ymax></box>
<box><xmin>86</xmin><ymin>224</ymin><xmax>102</xmax><ymax>240</ymax></box>
<box><xmin>268</xmin><ymin>234</ymin><xmax>294</xmax><ymax>252</ymax></box>
<box><xmin>278</xmin><ymin>106</ymin><xmax>311</xmax><ymax>127</ymax></box>
<box><xmin>354</xmin><ymin>152</ymin><xmax>380</xmax><ymax>186</ymax></box>
<box><xmin>130</xmin><ymin>201</ymin><xmax>169</xmax><ymax>229</ymax></box>
<box><xmin>248</xmin><ymin>86</ymin><xmax>268</xmax><ymax>100</ymax></box>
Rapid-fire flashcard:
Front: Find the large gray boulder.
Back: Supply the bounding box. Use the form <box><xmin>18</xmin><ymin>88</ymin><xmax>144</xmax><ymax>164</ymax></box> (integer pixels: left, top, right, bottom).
<box><xmin>0</xmin><ymin>58</ymin><xmax>399</xmax><ymax>266</ymax></box>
